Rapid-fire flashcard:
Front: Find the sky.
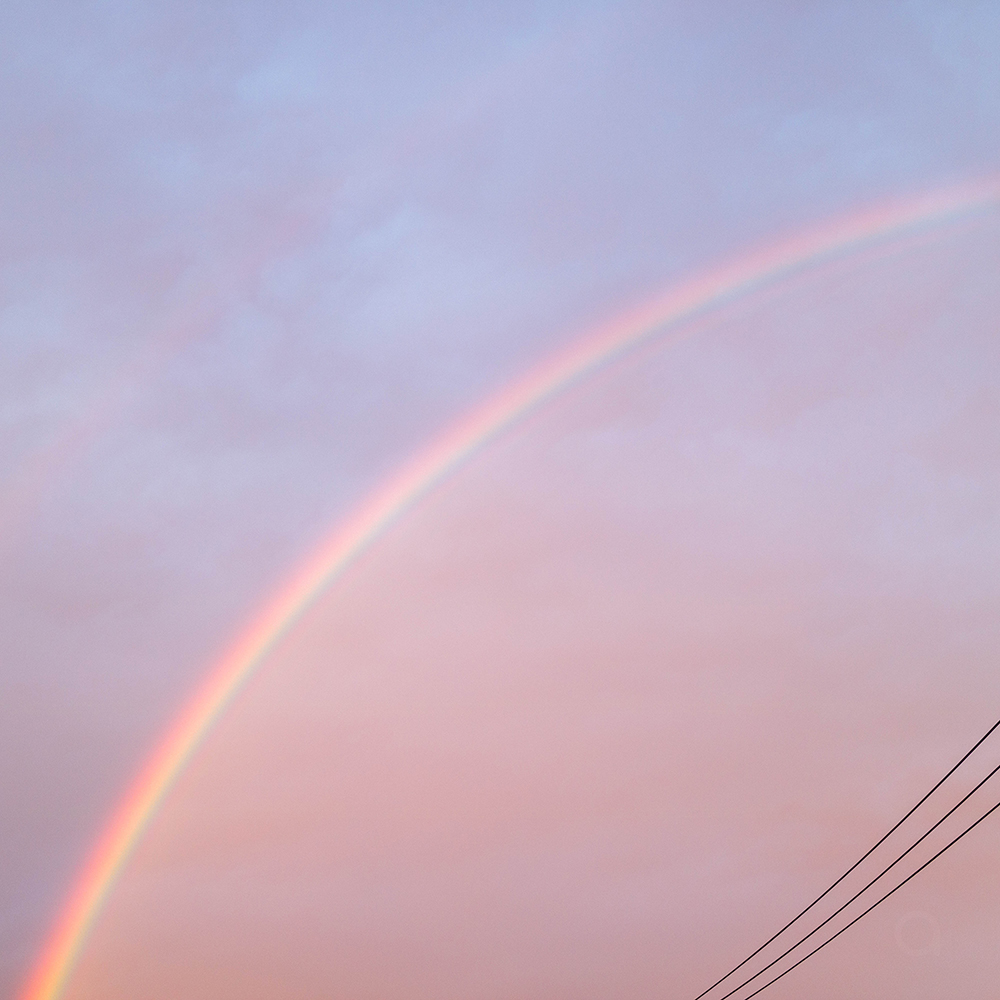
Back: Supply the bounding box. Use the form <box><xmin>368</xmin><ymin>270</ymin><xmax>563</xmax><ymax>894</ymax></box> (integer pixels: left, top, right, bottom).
<box><xmin>57</xmin><ymin>218</ymin><xmax>1000</xmax><ymax>999</ymax></box>
<box><xmin>1</xmin><ymin>2</ymin><xmax>1000</xmax><ymax>998</ymax></box>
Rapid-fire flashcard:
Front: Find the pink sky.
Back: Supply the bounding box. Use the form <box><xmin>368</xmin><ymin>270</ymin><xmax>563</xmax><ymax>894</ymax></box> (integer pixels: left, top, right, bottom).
<box><xmin>54</xmin><ymin>214</ymin><xmax>1000</xmax><ymax>999</ymax></box>
<box><xmin>2</xmin><ymin>3</ymin><xmax>1000</xmax><ymax>998</ymax></box>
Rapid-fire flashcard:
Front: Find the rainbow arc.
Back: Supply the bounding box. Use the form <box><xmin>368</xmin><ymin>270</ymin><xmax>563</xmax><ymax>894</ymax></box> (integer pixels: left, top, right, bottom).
<box><xmin>20</xmin><ymin>178</ymin><xmax>1000</xmax><ymax>1000</ymax></box>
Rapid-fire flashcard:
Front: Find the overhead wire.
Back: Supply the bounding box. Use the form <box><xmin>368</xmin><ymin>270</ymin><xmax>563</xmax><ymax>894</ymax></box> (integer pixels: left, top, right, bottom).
<box><xmin>693</xmin><ymin>712</ymin><xmax>1000</xmax><ymax>1000</ymax></box>
<box><xmin>741</xmin><ymin>793</ymin><xmax>1000</xmax><ymax>1000</ymax></box>
<box><xmin>711</xmin><ymin>755</ymin><xmax>1000</xmax><ymax>1000</ymax></box>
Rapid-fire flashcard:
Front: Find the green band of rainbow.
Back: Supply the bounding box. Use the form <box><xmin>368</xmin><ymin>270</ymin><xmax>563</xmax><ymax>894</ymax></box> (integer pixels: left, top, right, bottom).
<box><xmin>20</xmin><ymin>180</ymin><xmax>1000</xmax><ymax>1000</ymax></box>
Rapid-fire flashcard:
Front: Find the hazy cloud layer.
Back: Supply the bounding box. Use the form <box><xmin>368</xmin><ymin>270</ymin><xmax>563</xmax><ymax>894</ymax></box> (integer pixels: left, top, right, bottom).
<box><xmin>62</xmin><ymin>216</ymin><xmax>1000</xmax><ymax>999</ymax></box>
<box><xmin>1</xmin><ymin>2</ymin><xmax>999</xmax><ymax>996</ymax></box>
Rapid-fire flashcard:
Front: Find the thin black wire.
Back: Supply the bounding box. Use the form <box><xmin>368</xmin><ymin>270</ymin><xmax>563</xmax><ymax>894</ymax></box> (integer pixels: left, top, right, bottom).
<box><xmin>692</xmin><ymin>712</ymin><xmax>1000</xmax><ymax>1000</ymax></box>
<box><xmin>712</xmin><ymin>755</ymin><xmax>1000</xmax><ymax>1000</ymax></box>
<box><xmin>742</xmin><ymin>793</ymin><xmax>1000</xmax><ymax>1000</ymax></box>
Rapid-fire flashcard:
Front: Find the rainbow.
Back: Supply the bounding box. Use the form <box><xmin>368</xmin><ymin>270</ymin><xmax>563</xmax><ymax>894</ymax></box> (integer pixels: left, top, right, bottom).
<box><xmin>20</xmin><ymin>179</ymin><xmax>1000</xmax><ymax>1000</ymax></box>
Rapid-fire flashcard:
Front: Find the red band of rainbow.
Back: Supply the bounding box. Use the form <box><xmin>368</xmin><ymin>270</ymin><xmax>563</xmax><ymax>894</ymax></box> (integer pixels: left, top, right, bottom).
<box><xmin>19</xmin><ymin>179</ymin><xmax>1000</xmax><ymax>1000</ymax></box>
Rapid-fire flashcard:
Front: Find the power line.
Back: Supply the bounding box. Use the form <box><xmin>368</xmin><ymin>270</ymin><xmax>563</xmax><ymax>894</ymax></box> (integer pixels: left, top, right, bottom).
<box><xmin>712</xmin><ymin>756</ymin><xmax>1000</xmax><ymax>1000</ymax></box>
<box><xmin>693</xmin><ymin>712</ymin><xmax>1000</xmax><ymax>1000</ymax></box>
<box><xmin>742</xmin><ymin>793</ymin><xmax>1000</xmax><ymax>1000</ymax></box>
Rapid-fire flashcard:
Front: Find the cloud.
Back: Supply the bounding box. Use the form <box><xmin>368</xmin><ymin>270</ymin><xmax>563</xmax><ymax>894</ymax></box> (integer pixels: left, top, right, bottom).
<box><xmin>2</xmin><ymin>2</ymin><xmax>1000</xmax><ymax>996</ymax></box>
<box><xmin>56</xmin><ymin>210</ymin><xmax>1000</xmax><ymax>999</ymax></box>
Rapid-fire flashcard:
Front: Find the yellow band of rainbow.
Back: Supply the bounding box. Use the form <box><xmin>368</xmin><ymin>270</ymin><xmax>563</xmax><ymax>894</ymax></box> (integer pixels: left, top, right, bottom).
<box><xmin>19</xmin><ymin>179</ymin><xmax>1000</xmax><ymax>1000</ymax></box>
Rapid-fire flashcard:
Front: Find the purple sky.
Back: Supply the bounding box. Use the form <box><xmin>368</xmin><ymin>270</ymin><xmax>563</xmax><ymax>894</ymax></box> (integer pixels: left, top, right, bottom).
<box><xmin>1</xmin><ymin>2</ymin><xmax>1000</xmax><ymax>998</ymax></box>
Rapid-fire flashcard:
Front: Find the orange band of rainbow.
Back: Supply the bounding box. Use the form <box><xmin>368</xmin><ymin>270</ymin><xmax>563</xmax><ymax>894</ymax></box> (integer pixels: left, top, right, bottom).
<box><xmin>20</xmin><ymin>179</ymin><xmax>1000</xmax><ymax>1000</ymax></box>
